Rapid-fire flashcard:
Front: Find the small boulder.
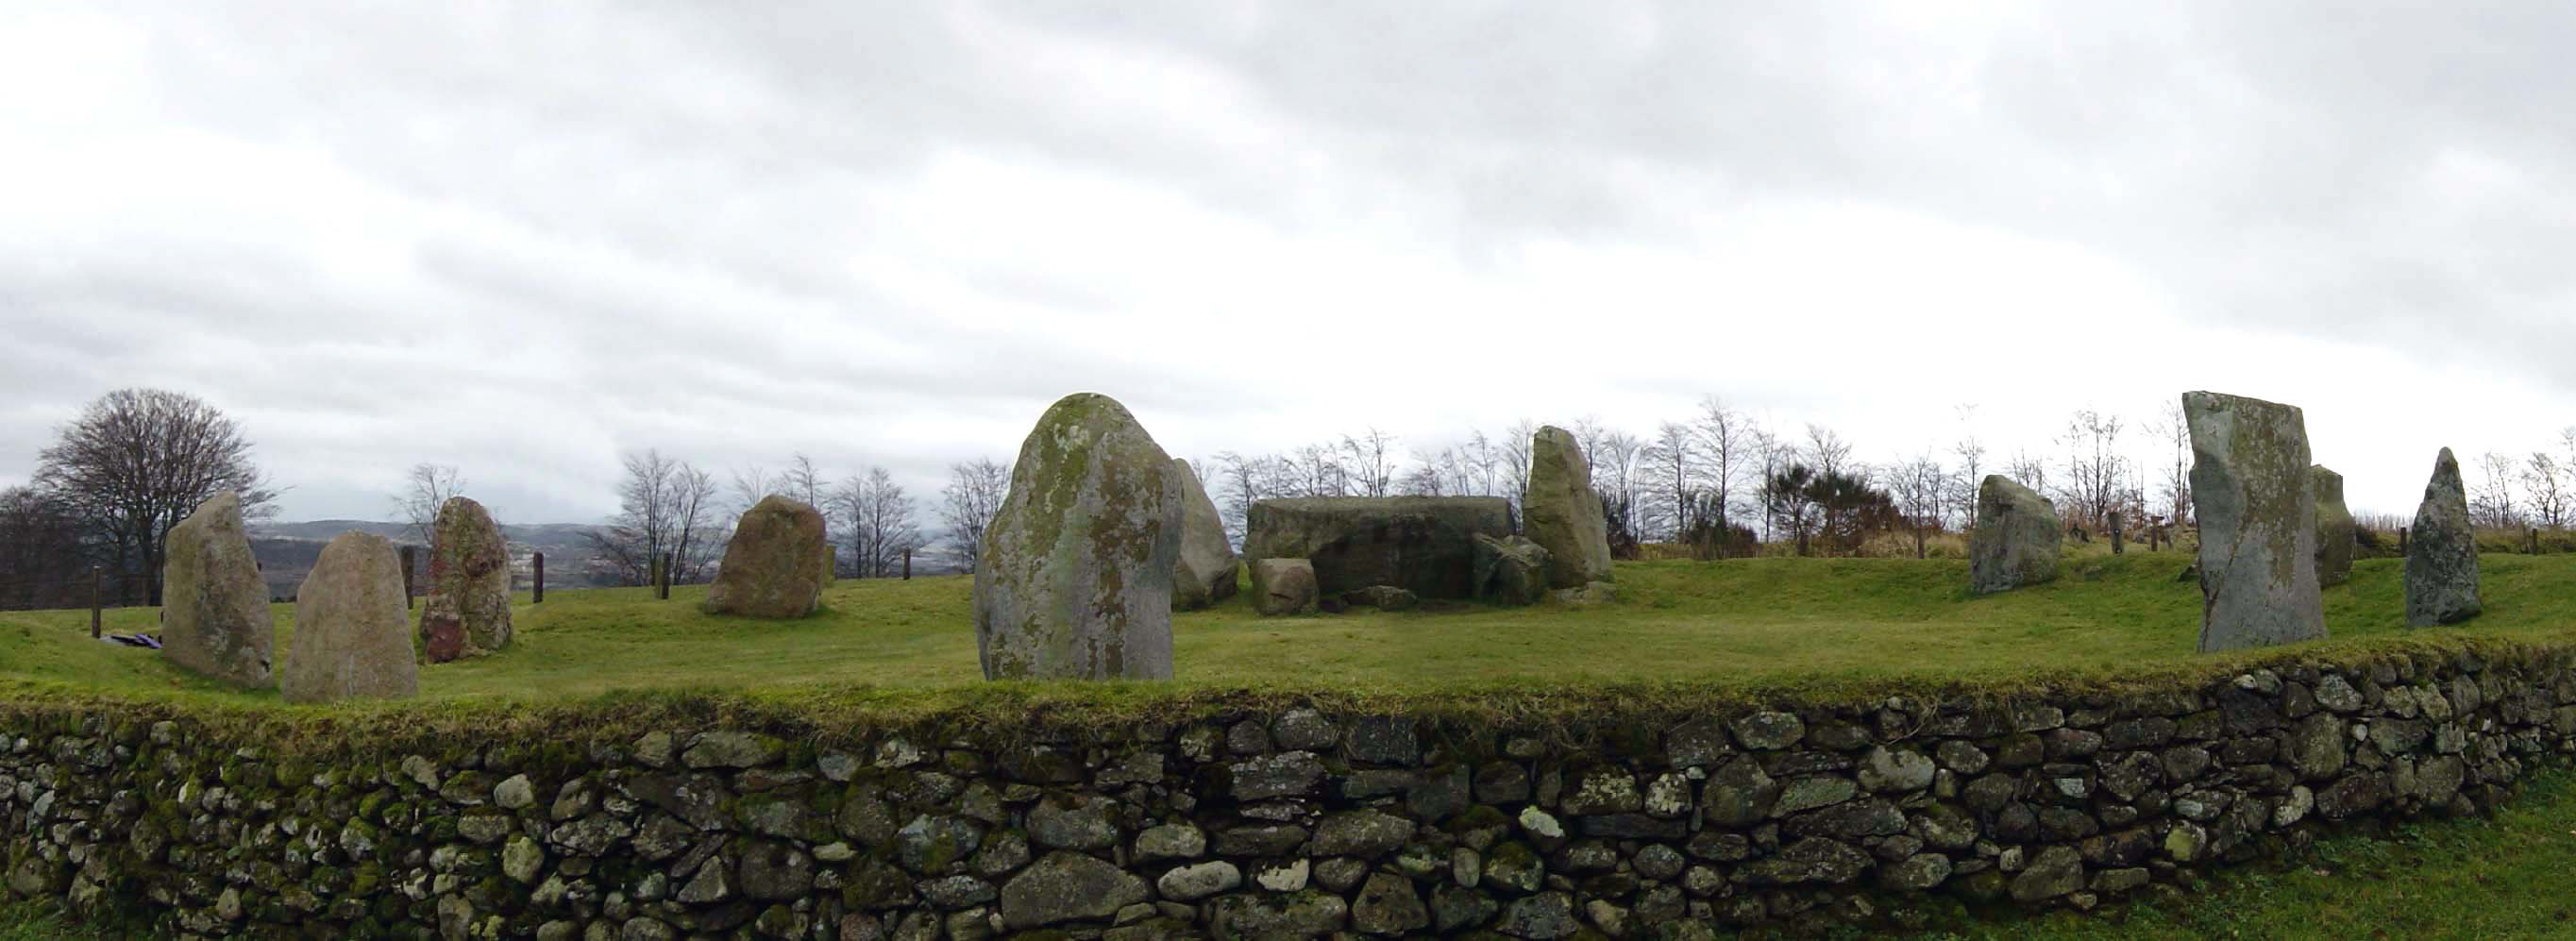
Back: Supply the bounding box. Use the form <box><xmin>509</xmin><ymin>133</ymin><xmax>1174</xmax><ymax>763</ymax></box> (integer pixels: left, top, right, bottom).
<box><xmin>1969</xmin><ymin>476</ymin><xmax>2060</xmax><ymax>594</ymax></box>
<box><xmin>2185</xmin><ymin>391</ymin><xmax>2326</xmax><ymax>651</ymax></box>
<box><xmin>1472</xmin><ymin>534</ymin><xmax>1550</xmax><ymax>606</ymax></box>
<box><xmin>702</xmin><ymin>496</ymin><xmax>829</xmax><ymax>618</ymax></box>
<box><xmin>974</xmin><ymin>394</ymin><xmax>1180</xmax><ymax>680</ymax></box>
<box><xmin>1524</xmin><ymin>426</ymin><xmax>1612</xmax><ymax>588</ymax></box>
<box><xmin>282</xmin><ymin>531</ymin><xmax>418</xmax><ymax>703</ymax></box>
<box><xmin>421</xmin><ymin>496</ymin><xmax>513</xmax><ymax>661</ymax></box>
<box><xmin>159</xmin><ymin>492</ymin><xmax>274</xmax><ymax>688</ymax></box>
<box><xmin>1169</xmin><ymin>459</ymin><xmax>1240</xmax><ymax>612</ymax></box>
<box><xmin>1340</xmin><ymin>585</ymin><xmax>1418</xmax><ymax>612</ymax></box>
<box><xmin>1251</xmin><ymin>558</ymin><xmax>1319</xmax><ymax>616</ymax></box>
<box><xmin>2312</xmin><ymin>465</ymin><xmax>2355</xmax><ymax>587</ymax></box>
<box><xmin>2405</xmin><ymin>447</ymin><xmax>2481</xmax><ymax>626</ymax></box>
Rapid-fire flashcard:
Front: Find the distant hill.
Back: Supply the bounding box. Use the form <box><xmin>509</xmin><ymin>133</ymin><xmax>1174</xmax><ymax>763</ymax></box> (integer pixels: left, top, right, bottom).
<box><xmin>247</xmin><ymin>520</ymin><xmax>620</xmax><ymax>599</ymax></box>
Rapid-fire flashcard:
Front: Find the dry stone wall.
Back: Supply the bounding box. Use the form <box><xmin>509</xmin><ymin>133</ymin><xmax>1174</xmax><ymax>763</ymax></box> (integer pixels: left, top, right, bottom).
<box><xmin>8</xmin><ymin>644</ymin><xmax>2576</xmax><ymax>939</ymax></box>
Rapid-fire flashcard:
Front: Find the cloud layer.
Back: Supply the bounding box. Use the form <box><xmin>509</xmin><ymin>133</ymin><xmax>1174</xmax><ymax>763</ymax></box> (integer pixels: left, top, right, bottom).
<box><xmin>4</xmin><ymin>1</ymin><xmax>2571</xmax><ymax>523</ymax></box>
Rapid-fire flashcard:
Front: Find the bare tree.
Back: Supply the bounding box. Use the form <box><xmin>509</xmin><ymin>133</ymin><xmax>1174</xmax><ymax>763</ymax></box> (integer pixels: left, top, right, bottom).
<box><xmin>2472</xmin><ymin>451</ymin><xmax>2523</xmax><ymax>529</ymax></box>
<box><xmin>1595</xmin><ymin>430</ymin><xmax>1645</xmax><ymax>542</ymax></box>
<box><xmin>1464</xmin><ymin>430</ymin><xmax>1499</xmax><ymax>497</ymax></box>
<box><xmin>1339</xmin><ymin>428</ymin><xmax>1398</xmax><ymax>498</ymax></box>
<box><xmin>394</xmin><ymin>463</ymin><xmax>465</xmax><ymax>546</ymax></box>
<box><xmin>1501</xmin><ymin>420</ymin><xmax>1538</xmax><ymax>516</ymax></box>
<box><xmin>1644</xmin><ymin>421</ymin><xmax>1697</xmax><ymax>540</ymax></box>
<box><xmin>1803</xmin><ymin>424</ymin><xmax>1854</xmax><ymax>479</ymax></box>
<box><xmin>1948</xmin><ymin>404</ymin><xmax>1985</xmax><ymax>531</ymax></box>
<box><xmin>835</xmin><ymin>466</ymin><xmax>920</xmax><ymax>578</ymax></box>
<box><xmin>2005</xmin><ymin>450</ymin><xmax>2049</xmax><ymax>498</ymax></box>
<box><xmin>2524</xmin><ymin>453</ymin><xmax>2568</xmax><ymax>530</ymax></box>
<box><xmin>938</xmin><ymin>459</ymin><xmax>1009</xmax><ymax>572</ymax></box>
<box><xmin>1692</xmin><ymin>397</ymin><xmax>1752</xmax><ymax>537</ymax></box>
<box><xmin>587</xmin><ymin>449</ymin><xmax>721</xmax><ymax>586</ymax></box>
<box><xmin>36</xmin><ymin>388</ymin><xmax>276</xmax><ymax>605</ymax></box>
<box><xmin>2056</xmin><ymin>409</ymin><xmax>2128</xmax><ymax>530</ymax></box>
<box><xmin>727</xmin><ymin>463</ymin><xmax>776</xmax><ymax>516</ymax></box>
<box><xmin>2150</xmin><ymin>401</ymin><xmax>2192</xmax><ymax>529</ymax></box>
<box><xmin>1882</xmin><ymin>453</ymin><xmax>1946</xmax><ymax>559</ymax></box>
<box><xmin>1213</xmin><ymin>451</ymin><xmax>1270</xmax><ymax>547</ymax></box>
<box><xmin>781</xmin><ymin>453</ymin><xmax>825</xmax><ymax>508</ymax></box>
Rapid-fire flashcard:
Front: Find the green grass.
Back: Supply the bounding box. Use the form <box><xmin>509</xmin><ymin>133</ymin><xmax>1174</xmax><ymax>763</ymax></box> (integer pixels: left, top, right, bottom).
<box><xmin>1928</xmin><ymin>765</ymin><xmax>2576</xmax><ymax>939</ymax></box>
<box><xmin>3</xmin><ymin>552</ymin><xmax>2574</xmax><ymax>732</ymax></box>
<box><xmin>0</xmin><ymin>899</ymin><xmax>113</xmax><ymax>940</ymax></box>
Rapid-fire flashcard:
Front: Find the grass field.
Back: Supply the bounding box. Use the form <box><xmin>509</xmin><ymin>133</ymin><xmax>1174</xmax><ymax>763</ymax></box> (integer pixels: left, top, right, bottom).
<box><xmin>4</xmin><ymin>552</ymin><xmax>2575</xmax><ymax>716</ymax></box>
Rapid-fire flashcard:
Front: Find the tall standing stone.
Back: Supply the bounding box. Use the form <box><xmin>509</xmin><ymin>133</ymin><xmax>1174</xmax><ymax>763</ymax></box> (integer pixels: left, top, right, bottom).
<box><xmin>2405</xmin><ymin>447</ymin><xmax>2481</xmax><ymax>626</ymax></box>
<box><xmin>283</xmin><ymin>531</ymin><xmax>419</xmax><ymax>703</ymax></box>
<box><xmin>975</xmin><ymin>394</ymin><xmax>1181</xmax><ymax>681</ymax></box>
<box><xmin>2312</xmin><ymin>464</ymin><xmax>2356</xmax><ymax>588</ymax></box>
<box><xmin>160</xmin><ymin>491</ymin><xmax>273</xmax><ymax>687</ymax></box>
<box><xmin>420</xmin><ymin>496</ymin><xmax>513</xmax><ymax>663</ymax></box>
<box><xmin>1524</xmin><ymin>426</ymin><xmax>1612</xmax><ymax>589</ymax></box>
<box><xmin>1170</xmin><ymin>459</ymin><xmax>1239</xmax><ymax>612</ymax></box>
<box><xmin>702</xmin><ymin>496</ymin><xmax>829</xmax><ymax>618</ymax></box>
<box><xmin>1968</xmin><ymin>476</ymin><xmax>2062</xmax><ymax>594</ymax></box>
<box><xmin>2184</xmin><ymin>391</ymin><xmax>2325</xmax><ymax>652</ymax></box>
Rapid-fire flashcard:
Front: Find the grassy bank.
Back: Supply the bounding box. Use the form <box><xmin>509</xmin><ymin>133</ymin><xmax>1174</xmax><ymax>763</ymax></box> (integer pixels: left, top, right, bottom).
<box><xmin>2</xmin><ymin>552</ymin><xmax>2573</xmax><ymax>720</ymax></box>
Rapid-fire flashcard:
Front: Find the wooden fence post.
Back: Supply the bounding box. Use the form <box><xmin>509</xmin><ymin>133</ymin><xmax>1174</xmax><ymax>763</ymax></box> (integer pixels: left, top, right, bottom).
<box><xmin>902</xmin><ymin>549</ymin><xmax>912</xmax><ymax>580</ymax></box>
<box><xmin>2399</xmin><ymin>527</ymin><xmax>2408</xmax><ymax>555</ymax></box>
<box><xmin>2531</xmin><ymin>528</ymin><xmax>2541</xmax><ymax>555</ymax></box>
<box><xmin>399</xmin><ymin>546</ymin><xmax>417</xmax><ymax>609</ymax></box>
<box><xmin>89</xmin><ymin>565</ymin><xmax>103</xmax><ymax>640</ymax></box>
<box><xmin>532</xmin><ymin>552</ymin><xmax>545</xmax><ymax>604</ymax></box>
<box><xmin>2110</xmin><ymin>513</ymin><xmax>2123</xmax><ymax>555</ymax></box>
<box><xmin>659</xmin><ymin>552</ymin><xmax>673</xmax><ymax>599</ymax></box>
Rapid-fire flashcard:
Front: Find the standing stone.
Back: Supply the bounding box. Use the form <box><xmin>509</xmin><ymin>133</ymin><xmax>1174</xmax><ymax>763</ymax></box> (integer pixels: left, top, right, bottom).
<box><xmin>1524</xmin><ymin>426</ymin><xmax>1612</xmax><ymax>589</ymax></box>
<box><xmin>2405</xmin><ymin>447</ymin><xmax>2481</xmax><ymax>626</ymax></box>
<box><xmin>2312</xmin><ymin>465</ymin><xmax>2356</xmax><ymax>588</ymax></box>
<box><xmin>2184</xmin><ymin>391</ymin><xmax>2325</xmax><ymax>652</ymax></box>
<box><xmin>283</xmin><ymin>531</ymin><xmax>419</xmax><ymax>703</ymax></box>
<box><xmin>702</xmin><ymin>496</ymin><xmax>829</xmax><ymax>618</ymax></box>
<box><xmin>160</xmin><ymin>492</ymin><xmax>273</xmax><ymax>687</ymax></box>
<box><xmin>975</xmin><ymin>394</ymin><xmax>1180</xmax><ymax>681</ymax></box>
<box><xmin>1968</xmin><ymin>476</ymin><xmax>2061</xmax><ymax>594</ymax></box>
<box><xmin>1251</xmin><ymin>559</ymin><xmax>1319</xmax><ymax>616</ymax></box>
<box><xmin>420</xmin><ymin>496</ymin><xmax>513</xmax><ymax>662</ymax></box>
<box><xmin>1170</xmin><ymin>459</ymin><xmax>1239</xmax><ymax>612</ymax></box>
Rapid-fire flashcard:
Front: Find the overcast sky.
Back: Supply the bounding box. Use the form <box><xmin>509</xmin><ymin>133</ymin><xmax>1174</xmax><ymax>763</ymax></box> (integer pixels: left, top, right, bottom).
<box><xmin>5</xmin><ymin>2</ymin><xmax>2573</xmax><ymax>525</ymax></box>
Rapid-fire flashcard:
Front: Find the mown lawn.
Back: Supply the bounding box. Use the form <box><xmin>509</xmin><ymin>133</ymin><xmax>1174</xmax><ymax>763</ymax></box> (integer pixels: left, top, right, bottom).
<box><xmin>3</xmin><ymin>552</ymin><xmax>2575</xmax><ymax>712</ymax></box>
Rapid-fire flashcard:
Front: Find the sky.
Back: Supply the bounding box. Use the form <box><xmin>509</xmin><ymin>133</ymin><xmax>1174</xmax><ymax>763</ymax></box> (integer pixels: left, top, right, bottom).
<box><xmin>5</xmin><ymin>1</ymin><xmax>2574</xmax><ymax>525</ymax></box>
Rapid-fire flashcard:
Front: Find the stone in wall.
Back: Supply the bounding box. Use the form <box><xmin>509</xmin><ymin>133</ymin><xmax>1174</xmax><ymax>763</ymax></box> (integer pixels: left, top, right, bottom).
<box><xmin>4</xmin><ymin>644</ymin><xmax>2567</xmax><ymax>938</ymax></box>
<box><xmin>158</xmin><ymin>491</ymin><xmax>273</xmax><ymax>688</ymax></box>
<box><xmin>2185</xmin><ymin>391</ymin><xmax>2326</xmax><ymax>652</ymax></box>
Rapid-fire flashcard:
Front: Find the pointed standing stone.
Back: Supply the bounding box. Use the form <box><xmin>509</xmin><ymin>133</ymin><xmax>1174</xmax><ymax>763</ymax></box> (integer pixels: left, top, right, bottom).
<box><xmin>1170</xmin><ymin>459</ymin><xmax>1240</xmax><ymax>612</ymax></box>
<box><xmin>283</xmin><ymin>531</ymin><xmax>419</xmax><ymax>703</ymax></box>
<box><xmin>1968</xmin><ymin>476</ymin><xmax>2062</xmax><ymax>594</ymax></box>
<box><xmin>160</xmin><ymin>492</ymin><xmax>274</xmax><ymax>687</ymax></box>
<box><xmin>975</xmin><ymin>394</ymin><xmax>1180</xmax><ymax>681</ymax></box>
<box><xmin>420</xmin><ymin>496</ymin><xmax>513</xmax><ymax>662</ymax></box>
<box><xmin>2405</xmin><ymin>447</ymin><xmax>2481</xmax><ymax>626</ymax></box>
<box><xmin>2312</xmin><ymin>465</ymin><xmax>2355</xmax><ymax>588</ymax></box>
<box><xmin>1524</xmin><ymin>426</ymin><xmax>1612</xmax><ymax>589</ymax></box>
<box><xmin>2184</xmin><ymin>392</ymin><xmax>2325</xmax><ymax>652</ymax></box>
<box><xmin>702</xmin><ymin>496</ymin><xmax>829</xmax><ymax>618</ymax></box>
